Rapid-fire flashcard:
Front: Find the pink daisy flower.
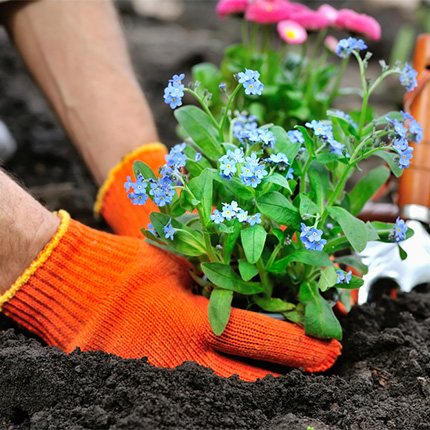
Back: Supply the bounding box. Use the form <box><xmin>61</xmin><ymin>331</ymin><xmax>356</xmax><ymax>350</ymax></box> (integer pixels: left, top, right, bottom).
<box><xmin>245</xmin><ymin>0</ymin><xmax>296</xmax><ymax>24</ymax></box>
<box><xmin>216</xmin><ymin>0</ymin><xmax>249</xmax><ymax>18</ymax></box>
<box><xmin>334</xmin><ymin>9</ymin><xmax>381</xmax><ymax>41</ymax></box>
<box><xmin>277</xmin><ymin>20</ymin><xmax>308</xmax><ymax>44</ymax></box>
<box><xmin>318</xmin><ymin>4</ymin><xmax>339</xmax><ymax>24</ymax></box>
<box><xmin>289</xmin><ymin>9</ymin><xmax>331</xmax><ymax>31</ymax></box>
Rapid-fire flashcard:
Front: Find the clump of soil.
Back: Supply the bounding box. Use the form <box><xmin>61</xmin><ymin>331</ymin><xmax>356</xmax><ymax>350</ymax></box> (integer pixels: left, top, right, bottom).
<box><xmin>1</xmin><ymin>288</ymin><xmax>430</xmax><ymax>429</ymax></box>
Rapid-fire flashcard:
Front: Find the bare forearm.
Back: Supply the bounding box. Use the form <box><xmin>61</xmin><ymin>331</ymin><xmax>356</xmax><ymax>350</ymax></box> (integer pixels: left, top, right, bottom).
<box><xmin>2</xmin><ymin>0</ymin><xmax>158</xmax><ymax>185</ymax></box>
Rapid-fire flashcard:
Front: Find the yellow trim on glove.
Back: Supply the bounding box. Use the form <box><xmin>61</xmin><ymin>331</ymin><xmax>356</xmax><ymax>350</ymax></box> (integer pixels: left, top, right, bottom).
<box><xmin>93</xmin><ymin>142</ymin><xmax>167</xmax><ymax>216</ymax></box>
<box><xmin>0</xmin><ymin>210</ymin><xmax>70</xmax><ymax>310</ymax></box>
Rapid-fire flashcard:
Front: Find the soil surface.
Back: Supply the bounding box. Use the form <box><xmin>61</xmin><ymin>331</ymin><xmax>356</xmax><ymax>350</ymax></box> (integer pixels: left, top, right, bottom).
<box><xmin>0</xmin><ymin>1</ymin><xmax>429</xmax><ymax>429</ymax></box>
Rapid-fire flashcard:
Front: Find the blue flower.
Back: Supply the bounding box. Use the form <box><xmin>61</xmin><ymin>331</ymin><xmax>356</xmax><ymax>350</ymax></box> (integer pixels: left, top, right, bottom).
<box><xmin>221</xmin><ymin>204</ymin><xmax>236</xmax><ymax>221</ymax></box>
<box><xmin>394</xmin><ymin>217</ymin><xmax>407</xmax><ymax>242</ymax></box>
<box><xmin>409</xmin><ymin>120</ymin><xmax>423</xmax><ymax>143</ymax></box>
<box><xmin>147</xmin><ymin>223</ymin><xmax>157</xmax><ymax>235</ymax></box>
<box><xmin>237</xmin><ymin>209</ymin><xmax>248</xmax><ymax>223</ymax></box>
<box><xmin>236</xmin><ymin>69</ymin><xmax>264</xmax><ymax>96</ymax></box>
<box><xmin>129</xmin><ymin>192</ymin><xmax>148</xmax><ymax>206</ymax></box>
<box><xmin>392</xmin><ymin>138</ymin><xmax>408</xmax><ymax>153</ymax></box>
<box><xmin>210</xmin><ymin>209</ymin><xmax>225</xmax><ymax>224</ymax></box>
<box><xmin>163</xmin><ymin>219</ymin><xmax>175</xmax><ymax>240</ymax></box>
<box><xmin>248</xmin><ymin>213</ymin><xmax>262</xmax><ymax>226</ymax></box>
<box><xmin>253</xmin><ymin>164</ymin><xmax>268</xmax><ymax>180</ymax></box>
<box><xmin>266</xmin><ymin>152</ymin><xmax>289</xmax><ymax>164</ymax></box>
<box><xmin>245</xmin><ymin>152</ymin><xmax>259</xmax><ymax>166</ymax></box>
<box><xmin>220</xmin><ymin>158</ymin><xmax>237</xmax><ymax>176</ymax></box>
<box><xmin>259</xmin><ymin>129</ymin><xmax>276</xmax><ymax>148</ymax></box>
<box><xmin>335</xmin><ymin>37</ymin><xmax>367</xmax><ymax>58</ymax></box>
<box><xmin>300</xmin><ymin>223</ymin><xmax>326</xmax><ymax>251</ymax></box>
<box><xmin>400</xmin><ymin>110</ymin><xmax>413</xmax><ymax>120</ymax></box>
<box><xmin>287</xmin><ymin>130</ymin><xmax>305</xmax><ymax>144</ymax></box>
<box><xmin>336</xmin><ymin>270</ymin><xmax>352</xmax><ymax>284</ymax></box>
<box><xmin>219</xmin><ymin>82</ymin><xmax>226</xmax><ymax>89</ymax></box>
<box><xmin>124</xmin><ymin>176</ymin><xmax>133</xmax><ymax>192</ymax></box>
<box><xmin>305</xmin><ymin>120</ymin><xmax>332</xmax><ymax>139</ymax></box>
<box><xmin>131</xmin><ymin>177</ymin><xmax>148</xmax><ymax>195</ymax></box>
<box><xmin>398</xmin><ymin>147</ymin><xmax>414</xmax><ymax>169</ymax></box>
<box><xmin>327</xmin><ymin>137</ymin><xmax>345</xmax><ymax>155</ymax></box>
<box><xmin>194</xmin><ymin>153</ymin><xmax>202</xmax><ymax>162</ymax></box>
<box><xmin>399</xmin><ymin>63</ymin><xmax>418</xmax><ymax>92</ymax></box>
<box><xmin>164</xmin><ymin>74</ymin><xmax>185</xmax><ymax>109</ymax></box>
<box><xmin>227</xmin><ymin>148</ymin><xmax>245</xmax><ymax>163</ymax></box>
<box><xmin>286</xmin><ymin>167</ymin><xmax>294</xmax><ymax>180</ymax></box>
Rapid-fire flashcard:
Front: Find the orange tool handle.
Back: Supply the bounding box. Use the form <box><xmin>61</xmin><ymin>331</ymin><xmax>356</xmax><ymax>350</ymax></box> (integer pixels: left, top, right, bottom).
<box><xmin>398</xmin><ymin>34</ymin><xmax>430</xmax><ymax>221</ymax></box>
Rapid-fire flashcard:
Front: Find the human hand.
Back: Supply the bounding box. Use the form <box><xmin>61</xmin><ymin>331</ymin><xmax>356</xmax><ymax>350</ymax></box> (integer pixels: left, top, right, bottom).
<box><xmin>1</xmin><ymin>211</ymin><xmax>341</xmax><ymax>381</ymax></box>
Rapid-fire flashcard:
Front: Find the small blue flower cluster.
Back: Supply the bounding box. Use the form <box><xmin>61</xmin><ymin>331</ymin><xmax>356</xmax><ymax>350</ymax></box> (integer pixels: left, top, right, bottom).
<box><xmin>287</xmin><ymin>129</ymin><xmax>305</xmax><ymax>144</ymax></box>
<box><xmin>219</xmin><ymin>149</ymin><xmax>291</xmax><ymax>187</ymax></box>
<box><xmin>210</xmin><ymin>200</ymin><xmax>262</xmax><ymax>226</ymax></box>
<box><xmin>399</xmin><ymin>63</ymin><xmax>418</xmax><ymax>92</ymax></box>
<box><xmin>236</xmin><ymin>69</ymin><xmax>264</xmax><ymax>96</ymax></box>
<box><xmin>333</xmin><ymin>110</ymin><xmax>358</xmax><ymax>128</ymax></box>
<box><xmin>164</xmin><ymin>74</ymin><xmax>185</xmax><ymax>109</ymax></box>
<box><xmin>305</xmin><ymin>120</ymin><xmax>345</xmax><ymax>155</ymax></box>
<box><xmin>335</xmin><ymin>37</ymin><xmax>367</xmax><ymax>59</ymax></box>
<box><xmin>386</xmin><ymin>112</ymin><xmax>422</xmax><ymax>169</ymax></box>
<box><xmin>336</xmin><ymin>270</ymin><xmax>352</xmax><ymax>285</ymax></box>
<box><xmin>125</xmin><ymin>143</ymin><xmax>187</xmax><ymax>207</ymax></box>
<box><xmin>233</xmin><ymin>112</ymin><xmax>258</xmax><ymax>143</ymax></box>
<box><xmin>124</xmin><ymin>175</ymin><xmax>149</xmax><ymax>206</ymax></box>
<box><xmin>147</xmin><ymin>219</ymin><xmax>176</xmax><ymax>240</ymax></box>
<box><xmin>393</xmin><ymin>217</ymin><xmax>407</xmax><ymax>243</ymax></box>
<box><xmin>300</xmin><ymin>223</ymin><xmax>327</xmax><ymax>251</ymax></box>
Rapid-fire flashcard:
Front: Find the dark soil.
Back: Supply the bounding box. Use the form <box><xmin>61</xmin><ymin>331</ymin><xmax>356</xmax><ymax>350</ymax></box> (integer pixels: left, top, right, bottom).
<box><xmin>0</xmin><ymin>1</ymin><xmax>429</xmax><ymax>429</ymax></box>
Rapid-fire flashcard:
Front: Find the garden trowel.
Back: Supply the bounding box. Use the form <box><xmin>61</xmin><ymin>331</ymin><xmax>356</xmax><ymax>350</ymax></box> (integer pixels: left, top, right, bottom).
<box><xmin>359</xmin><ymin>34</ymin><xmax>430</xmax><ymax>304</ymax></box>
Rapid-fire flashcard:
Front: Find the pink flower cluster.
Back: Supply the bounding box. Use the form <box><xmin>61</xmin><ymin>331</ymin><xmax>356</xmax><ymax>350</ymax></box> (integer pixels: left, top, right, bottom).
<box><xmin>216</xmin><ymin>0</ymin><xmax>381</xmax><ymax>45</ymax></box>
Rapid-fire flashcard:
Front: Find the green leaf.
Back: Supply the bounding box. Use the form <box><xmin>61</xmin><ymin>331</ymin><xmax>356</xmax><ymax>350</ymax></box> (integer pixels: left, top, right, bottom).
<box><xmin>253</xmin><ymin>296</ymin><xmax>295</xmax><ymax>313</ymax></box>
<box><xmin>240</xmin><ymin>225</ymin><xmax>267</xmax><ymax>264</ymax></box>
<box><xmin>374</xmin><ymin>150</ymin><xmax>403</xmax><ymax>178</ymax></box>
<box><xmin>174</xmin><ymin>106</ymin><xmax>223</xmax><ymax>160</ymax></box>
<box><xmin>184</xmin><ymin>145</ymin><xmax>212</xmax><ymax>176</ymax></box>
<box><xmin>327</xmin><ymin>206</ymin><xmax>368</xmax><ymax>252</ymax></box>
<box><xmin>262</xmin><ymin>173</ymin><xmax>292</xmax><ymax>193</ymax></box>
<box><xmin>365</xmin><ymin>221</ymin><xmax>380</xmax><ymax>241</ymax></box>
<box><xmin>272</xmin><ymin>228</ymin><xmax>285</xmax><ymax>244</ymax></box>
<box><xmin>150</xmin><ymin>212</ymin><xmax>206</xmax><ymax>257</ymax></box>
<box><xmin>314</xmin><ymin>153</ymin><xmax>344</xmax><ymax>164</ymax></box>
<box><xmin>267</xmin><ymin>249</ymin><xmax>334</xmax><ymax>274</ymax></box>
<box><xmin>271</xmin><ymin>126</ymin><xmax>301</xmax><ymax>161</ymax></box>
<box><xmin>398</xmin><ymin>244</ymin><xmax>408</xmax><ymax>261</ymax></box>
<box><xmin>299</xmin><ymin>194</ymin><xmax>320</xmax><ymax>219</ymax></box>
<box><xmin>208</xmin><ymin>288</ymin><xmax>233</xmax><ymax>336</ymax></box>
<box><xmin>238</xmin><ymin>259</ymin><xmax>259</xmax><ymax>281</ymax></box>
<box><xmin>300</xmin><ymin>282</ymin><xmax>342</xmax><ymax>340</ymax></box>
<box><xmin>201</xmin><ymin>262</ymin><xmax>264</xmax><ymax>294</ymax></box>
<box><xmin>215</xmin><ymin>176</ymin><xmax>255</xmax><ymax>200</ymax></box>
<box><xmin>335</xmin><ymin>255</ymin><xmax>368</xmax><ymax>275</ymax></box>
<box><xmin>308</xmin><ymin>162</ymin><xmax>330</xmax><ymax>210</ymax></box>
<box><xmin>133</xmin><ymin>160</ymin><xmax>157</xmax><ymax>181</ymax></box>
<box><xmin>318</xmin><ymin>266</ymin><xmax>338</xmax><ymax>292</ymax></box>
<box><xmin>296</xmin><ymin>126</ymin><xmax>315</xmax><ymax>155</ymax></box>
<box><xmin>257</xmin><ymin>191</ymin><xmax>301</xmax><ymax>229</ymax></box>
<box><xmin>188</xmin><ymin>169</ymin><xmax>217</xmax><ymax>225</ymax></box>
<box><xmin>222</xmin><ymin>219</ymin><xmax>242</xmax><ymax>263</ymax></box>
<box><xmin>349</xmin><ymin>166</ymin><xmax>390</xmax><ymax>216</ymax></box>
<box><xmin>339</xmin><ymin>290</ymin><xmax>352</xmax><ymax>313</ymax></box>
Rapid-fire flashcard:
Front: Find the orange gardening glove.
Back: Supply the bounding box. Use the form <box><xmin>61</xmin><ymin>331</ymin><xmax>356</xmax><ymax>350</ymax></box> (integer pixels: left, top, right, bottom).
<box><xmin>94</xmin><ymin>142</ymin><xmax>168</xmax><ymax>237</ymax></box>
<box><xmin>0</xmin><ymin>211</ymin><xmax>341</xmax><ymax>381</ymax></box>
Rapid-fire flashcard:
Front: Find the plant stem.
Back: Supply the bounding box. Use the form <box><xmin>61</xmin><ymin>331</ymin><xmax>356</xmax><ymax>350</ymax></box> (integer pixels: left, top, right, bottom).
<box><xmin>219</xmin><ymin>84</ymin><xmax>243</xmax><ymax>142</ymax></box>
<box><xmin>256</xmin><ymin>258</ymin><xmax>272</xmax><ymax>298</ymax></box>
<box><xmin>184</xmin><ymin>88</ymin><xmax>220</xmax><ymax>131</ymax></box>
